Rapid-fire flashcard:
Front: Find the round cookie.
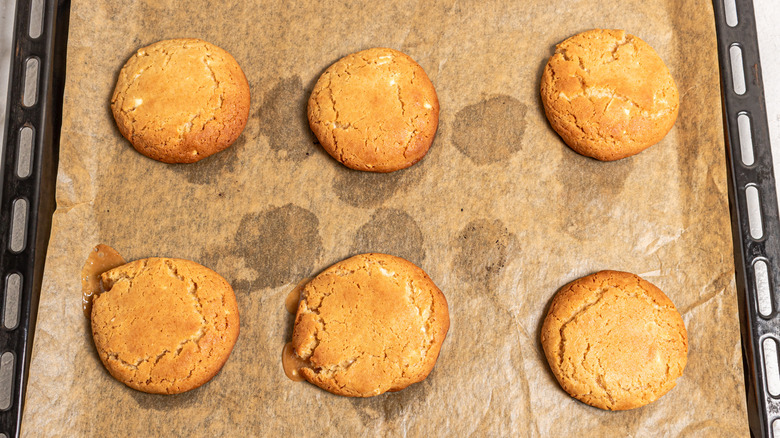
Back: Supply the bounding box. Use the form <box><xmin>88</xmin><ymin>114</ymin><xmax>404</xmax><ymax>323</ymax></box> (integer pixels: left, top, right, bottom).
<box><xmin>91</xmin><ymin>258</ymin><xmax>240</xmax><ymax>394</ymax></box>
<box><xmin>540</xmin><ymin>29</ymin><xmax>679</xmax><ymax>161</ymax></box>
<box><xmin>111</xmin><ymin>38</ymin><xmax>250</xmax><ymax>163</ymax></box>
<box><xmin>292</xmin><ymin>253</ymin><xmax>449</xmax><ymax>397</ymax></box>
<box><xmin>540</xmin><ymin>270</ymin><xmax>688</xmax><ymax>410</ymax></box>
<box><xmin>307</xmin><ymin>48</ymin><xmax>439</xmax><ymax>172</ymax></box>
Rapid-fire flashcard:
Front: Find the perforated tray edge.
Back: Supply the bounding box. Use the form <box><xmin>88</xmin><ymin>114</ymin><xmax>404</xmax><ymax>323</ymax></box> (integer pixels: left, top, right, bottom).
<box><xmin>0</xmin><ymin>1</ymin><xmax>69</xmax><ymax>437</ymax></box>
<box><xmin>713</xmin><ymin>1</ymin><xmax>780</xmax><ymax>437</ymax></box>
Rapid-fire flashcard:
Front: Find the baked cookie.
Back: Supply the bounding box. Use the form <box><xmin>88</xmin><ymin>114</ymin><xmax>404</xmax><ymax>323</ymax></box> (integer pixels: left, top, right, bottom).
<box><xmin>308</xmin><ymin>48</ymin><xmax>439</xmax><ymax>172</ymax></box>
<box><xmin>91</xmin><ymin>258</ymin><xmax>240</xmax><ymax>394</ymax></box>
<box><xmin>291</xmin><ymin>253</ymin><xmax>449</xmax><ymax>396</ymax></box>
<box><xmin>540</xmin><ymin>270</ymin><xmax>688</xmax><ymax>410</ymax></box>
<box><xmin>111</xmin><ymin>38</ymin><xmax>250</xmax><ymax>163</ymax></box>
<box><xmin>540</xmin><ymin>29</ymin><xmax>679</xmax><ymax>161</ymax></box>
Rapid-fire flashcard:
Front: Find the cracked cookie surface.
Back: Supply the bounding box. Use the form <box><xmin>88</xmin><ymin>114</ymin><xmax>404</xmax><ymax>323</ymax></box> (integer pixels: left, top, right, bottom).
<box><xmin>111</xmin><ymin>38</ymin><xmax>250</xmax><ymax>163</ymax></box>
<box><xmin>540</xmin><ymin>29</ymin><xmax>679</xmax><ymax>161</ymax></box>
<box><xmin>292</xmin><ymin>253</ymin><xmax>449</xmax><ymax>397</ymax></box>
<box><xmin>91</xmin><ymin>258</ymin><xmax>240</xmax><ymax>394</ymax></box>
<box><xmin>307</xmin><ymin>48</ymin><xmax>439</xmax><ymax>172</ymax></box>
<box><xmin>541</xmin><ymin>270</ymin><xmax>688</xmax><ymax>410</ymax></box>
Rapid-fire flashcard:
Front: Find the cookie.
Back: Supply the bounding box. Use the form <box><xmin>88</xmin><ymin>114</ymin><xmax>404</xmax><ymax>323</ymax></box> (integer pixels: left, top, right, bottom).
<box><xmin>540</xmin><ymin>29</ymin><xmax>679</xmax><ymax>161</ymax></box>
<box><xmin>540</xmin><ymin>270</ymin><xmax>688</xmax><ymax>410</ymax></box>
<box><xmin>307</xmin><ymin>48</ymin><xmax>439</xmax><ymax>172</ymax></box>
<box><xmin>291</xmin><ymin>253</ymin><xmax>449</xmax><ymax>397</ymax></box>
<box><xmin>91</xmin><ymin>258</ymin><xmax>240</xmax><ymax>394</ymax></box>
<box><xmin>111</xmin><ymin>38</ymin><xmax>250</xmax><ymax>163</ymax></box>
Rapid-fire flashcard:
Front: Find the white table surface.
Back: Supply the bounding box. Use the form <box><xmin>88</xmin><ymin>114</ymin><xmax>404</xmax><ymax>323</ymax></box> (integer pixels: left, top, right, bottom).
<box><xmin>0</xmin><ymin>1</ymin><xmax>17</xmax><ymax>157</ymax></box>
<box><xmin>755</xmin><ymin>0</ymin><xmax>780</xmax><ymax>202</ymax></box>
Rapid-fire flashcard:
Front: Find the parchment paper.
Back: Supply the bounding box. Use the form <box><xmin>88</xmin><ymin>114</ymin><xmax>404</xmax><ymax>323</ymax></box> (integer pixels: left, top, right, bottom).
<box><xmin>22</xmin><ymin>0</ymin><xmax>749</xmax><ymax>436</ymax></box>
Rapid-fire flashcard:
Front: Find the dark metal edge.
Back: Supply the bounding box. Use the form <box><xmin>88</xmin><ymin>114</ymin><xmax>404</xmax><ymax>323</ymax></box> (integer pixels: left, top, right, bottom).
<box><xmin>0</xmin><ymin>0</ymin><xmax>68</xmax><ymax>437</ymax></box>
<box><xmin>713</xmin><ymin>1</ymin><xmax>780</xmax><ymax>437</ymax></box>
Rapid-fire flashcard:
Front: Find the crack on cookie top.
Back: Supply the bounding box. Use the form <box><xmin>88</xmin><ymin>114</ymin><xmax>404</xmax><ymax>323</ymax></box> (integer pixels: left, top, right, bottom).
<box><xmin>111</xmin><ymin>39</ymin><xmax>241</xmax><ymax>160</ymax></box>
<box><xmin>542</xmin><ymin>30</ymin><xmax>678</xmax><ymax>158</ymax></box>
<box><xmin>308</xmin><ymin>48</ymin><xmax>437</xmax><ymax>171</ymax></box>
<box><xmin>294</xmin><ymin>254</ymin><xmax>445</xmax><ymax>395</ymax></box>
<box><xmin>546</xmin><ymin>271</ymin><xmax>686</xmax><ymax>409</ymax></box>
<box><xmin>94</xmin><ymin>258</ymin><xmax>232</xmax><ymax>393</ymax></box>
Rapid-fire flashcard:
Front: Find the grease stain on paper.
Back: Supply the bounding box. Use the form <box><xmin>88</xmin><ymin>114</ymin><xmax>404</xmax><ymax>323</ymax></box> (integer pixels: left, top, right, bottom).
<box><xmin>349</xmin><ymin>372</ymin><xmax>432</xmax><ymax>425</ymax></box>
<box><xmin>558</xmin><ymin>155</ymin><xmax>633</xmax><ymax>239</ymax></box>
<box><xmin>231</xmin><ymin>204</ymin><xmax>322</xmax><ymax>290</ymax></box>
<box><xmin>259</xmin><ymin>76</ymin><xmax>317</xmax><ymax>162</ymax></box>
<box><xmin>452</xmin><ymin>95</ymin><xmax>528</xmax><ymax>165</ymax></box>
<box><xmin>331</xmin><ymin>158</ymin><xmax>428</xmax><ymax>208</ymax></box>
<box><xmin>350</xmin><ymin>208</ymin><xmax>426</xmax><ymax>265</ymax></box>
<box><xmin>453</xmin><ymin>218</ymin><xmax>514</xmax><ymax>286</ymax></box>
<box><xmin>170</xmin><ymin>137</ymin><xmax>244</xmax><ymax>185</ymax></box>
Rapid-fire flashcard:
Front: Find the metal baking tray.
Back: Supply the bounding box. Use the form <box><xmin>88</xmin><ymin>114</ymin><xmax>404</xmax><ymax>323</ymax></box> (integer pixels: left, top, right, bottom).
<box><xmin>0</xmin><ymin>0</ymin><xmax>68</xmax><ymax>436</ymax></box>
<box><xmin>0</xmin><ymin>0</ymin><xmax>776</xmax><ymax>436</ymax></box>
<box><xmin>714</xmin><ymin>1</ymin><xmax>780</xmax><ymax>436</ymax></box>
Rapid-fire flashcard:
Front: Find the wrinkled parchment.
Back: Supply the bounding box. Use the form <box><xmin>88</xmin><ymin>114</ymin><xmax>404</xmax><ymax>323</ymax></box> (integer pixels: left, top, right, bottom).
<box><xmin>22</xmin><ymin>0</ymin><xmax>749</xmax><ymax>436</ymax></box>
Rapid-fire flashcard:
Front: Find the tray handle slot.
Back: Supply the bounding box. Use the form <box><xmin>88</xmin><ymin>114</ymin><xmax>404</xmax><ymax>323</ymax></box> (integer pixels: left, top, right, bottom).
<box><xmin>739</xmin><ymin>112</ymin><xmax>755</xmax><ymax>166</ymax></box>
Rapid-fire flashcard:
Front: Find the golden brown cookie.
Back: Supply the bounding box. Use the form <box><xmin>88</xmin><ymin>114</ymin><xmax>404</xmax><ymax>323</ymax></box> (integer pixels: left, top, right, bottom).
<box><xmin>291</xmin><ymin>253</ymin><xmax>449</xmax><ymax>397</ymax></box>
<box><xmin>540</xmin><ymin>29</ymin><xmax>679</xmax><ymax>161</ymax></box>
<box><xmin>307</xmin><ymin>48</ymin><xmax>439</xmax><ymax>172</ymax></box>
<box><xmin>111</xmin><ymin>38</ymin><xmax>250</xmax><ymax>163</ymax></box>
<box><xmin>91</xmin><ymin>258</ymin><xmax>240</xmax><ymax>394</ymax></box>
<box><xmin>540</xmin><ymin>270</ymin><xmax>688</xmax><ymax>410</ymax></box>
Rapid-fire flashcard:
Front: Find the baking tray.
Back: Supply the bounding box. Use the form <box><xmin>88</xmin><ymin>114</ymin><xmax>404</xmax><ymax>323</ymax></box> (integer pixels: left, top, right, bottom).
<box><xmin>0</xmin><ymin>0</ymin><xmax>775</xmax><ymax>436</ymax></box>
<box><xmin>0</xmin><ymin>0</ymin><xmax>69</xmax><ymax>437</ymax></box>
<box><xmin>714</xmin><ymin>1</ymin><xmax>780</xmax><ymax>436</ymax></box>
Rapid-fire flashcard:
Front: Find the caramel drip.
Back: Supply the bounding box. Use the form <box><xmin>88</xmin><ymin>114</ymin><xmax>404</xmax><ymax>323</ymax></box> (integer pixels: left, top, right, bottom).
<box><xmin>282</xmin><ymin>342</ymin><xmax>309</xmax><ymax>382</ymax></box>
<box><xmin>81</xmin><ymin>244</ymin><xmax>126</xmax><ymax>318</ymax></box>
<box><xmin>285</xmin><ymin>277</ymin><xmax>312</xmax><ymax>314</ymax></box>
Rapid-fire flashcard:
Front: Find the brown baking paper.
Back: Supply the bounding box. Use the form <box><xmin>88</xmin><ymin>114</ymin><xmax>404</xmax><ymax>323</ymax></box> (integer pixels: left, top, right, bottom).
<box><xmin>22</xmin><ymin>0</ymin><xmax>749</xmax><ymax>436</ymax></box>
